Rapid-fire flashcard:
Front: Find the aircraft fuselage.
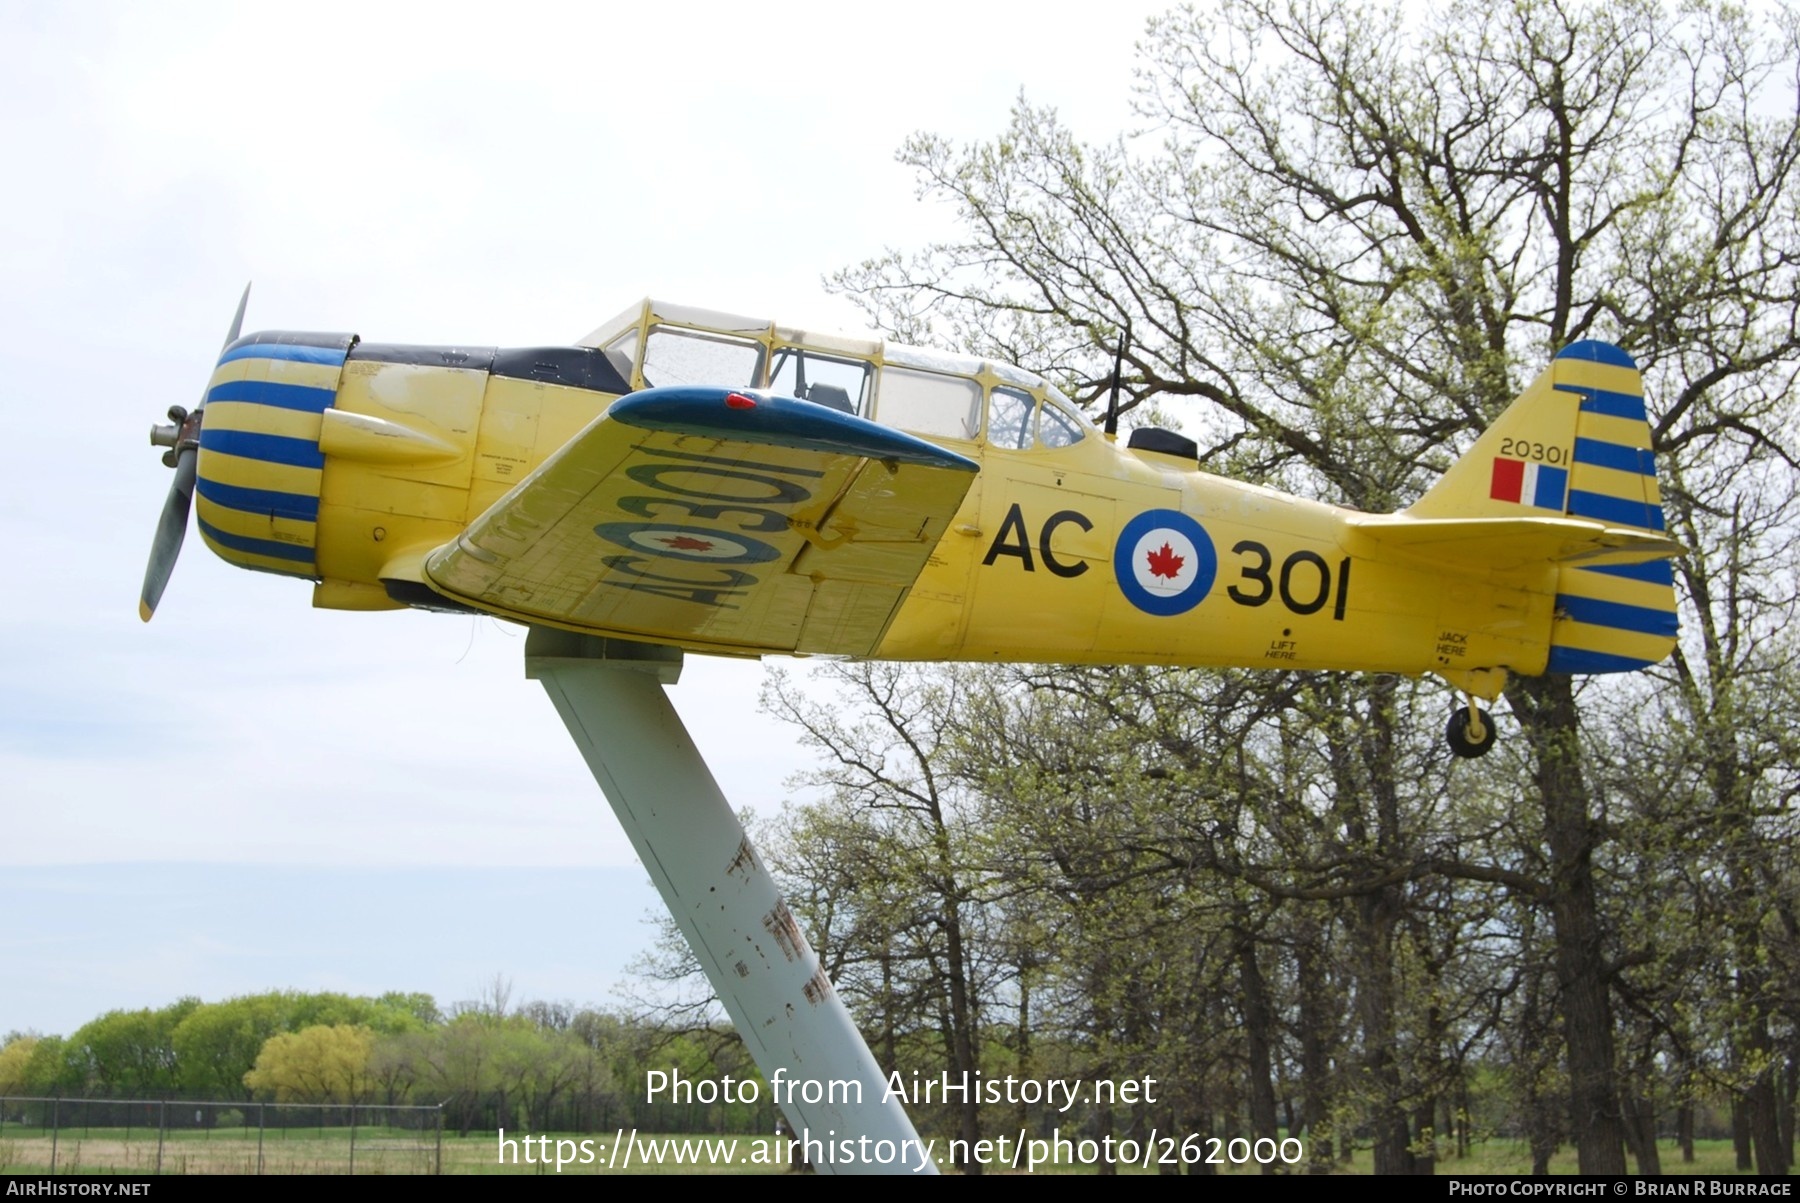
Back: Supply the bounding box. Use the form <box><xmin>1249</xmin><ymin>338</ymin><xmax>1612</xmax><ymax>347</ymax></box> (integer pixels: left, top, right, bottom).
<box><xmin>184</xmin><ymin>298</ymin><xmax>1674</xmax><ymax>702</ymax></box>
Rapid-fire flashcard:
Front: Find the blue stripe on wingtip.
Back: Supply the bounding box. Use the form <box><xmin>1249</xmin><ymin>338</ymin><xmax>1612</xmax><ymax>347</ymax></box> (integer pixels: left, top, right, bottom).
<box><xmin>199</xmin><ymin>429</ymin><xmax>325</xmax><ymax>469</ymax></box>
<box><xmin>196</xmin><ymin>515</ymin><xmax>316</xmax><ymax>566</ymax></box>
<box><xmin>1573</xmin><ymin>437</ymin><xmax>1655</xmax><ymax>476</ymax></box>
<box><xmin>196</xmin><ymin>477</ymin><xmax>320</xmax><ymax>522</ymax></box>
<box><xmin>1555</xmin><ymin>341</ymin><xmax>1637</xmax><ymax>369</ymax></box>
<box><xmin>1557</xmin><ymin>593</ymin><xmax>1679</xmax><ymax>637</ymax></box>
<box><xmin>610</xmin><ymin>387</ymin><xmax>982</xmax><ymax>472</ymax></box>
<box><xmin>1546</xmin><ymin>646</ymin><xmax>1657</xmax><ymax>674</ymax></box>
<box><xmin>1578</xmin><ymin>559</ymin><xmax>1675</xmax><ymax>585</ymax></box>
<box><xmin>206</xmin><ymin>379</ymin><xmax>338</xmax><ymax>413</ymax></box>
<box><xmin>1567</xmin><ymin>489</ymin><xmax>1664</xmax><ymax>530</ymax></box>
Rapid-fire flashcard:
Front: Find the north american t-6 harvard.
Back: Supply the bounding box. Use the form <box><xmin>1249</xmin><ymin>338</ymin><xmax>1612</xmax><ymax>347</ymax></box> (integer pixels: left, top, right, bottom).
<box><xmin>144</xmin><ymin>293</ymin><xmax>1677</xmax><ymax>754</ymax></box>
<box><xmin>139</xmin><ymin>292</ymin><xmax>1679</xmax><ymax>1171</ymax></box>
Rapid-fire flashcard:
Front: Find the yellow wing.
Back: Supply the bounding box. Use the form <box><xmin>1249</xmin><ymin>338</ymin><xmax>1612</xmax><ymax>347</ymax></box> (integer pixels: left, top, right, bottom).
<box><xmin>422</xmin><ymin>386</ymin><xmax>979</xmax><ymax>655</ymax></box>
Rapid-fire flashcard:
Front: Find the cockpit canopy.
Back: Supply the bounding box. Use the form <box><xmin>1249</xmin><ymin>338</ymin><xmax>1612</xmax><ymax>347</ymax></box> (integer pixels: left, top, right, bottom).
<box><xmin>583</xmin><ymin>299</ymin><xmax>1089</xmax><ymax>451</ymax></box>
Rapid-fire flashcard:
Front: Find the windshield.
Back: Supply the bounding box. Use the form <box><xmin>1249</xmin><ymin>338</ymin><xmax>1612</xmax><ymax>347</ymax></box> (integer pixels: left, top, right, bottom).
<box><xmin>638</xmin><ymin>326</ymin><xmax>764</xmax><ymax>390</ymax></box>
<box><xmin>588</xmin><ymin>303</ymin><xmax>1090</xmax><ymax>449</ymax></box>
<box><xmin>874</xmin><ymin>366</ymin><xmax>982</xmax><ymax>441</ymax></box>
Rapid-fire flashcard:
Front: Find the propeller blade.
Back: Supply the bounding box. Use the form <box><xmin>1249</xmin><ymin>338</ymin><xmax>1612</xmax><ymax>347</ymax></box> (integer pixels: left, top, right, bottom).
<box><xmin>223</xmin><ymin>282</ymin><xmax>250</xmax><ymax>351</ymax></box>
<box><xmin>141</xmin><ymin>287</ymin><xmax>249</xmax><ymax>621</ymax></box>
<box><xmin>139</xmin><ymin>446</ymin><xmax>197</xmax><ymax>622</ymax></box>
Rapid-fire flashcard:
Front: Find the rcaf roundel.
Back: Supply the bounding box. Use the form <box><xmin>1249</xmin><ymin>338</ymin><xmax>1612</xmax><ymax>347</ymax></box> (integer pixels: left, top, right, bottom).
<box><xmin>591</xmin><ymin>522</ymin><xmax>781</xmax><ymax>564</ymax></box>
<box><xmin>1113</xmin><ymin>509</ymin><xmax>1218</xmax><ymax>616</ymax></box>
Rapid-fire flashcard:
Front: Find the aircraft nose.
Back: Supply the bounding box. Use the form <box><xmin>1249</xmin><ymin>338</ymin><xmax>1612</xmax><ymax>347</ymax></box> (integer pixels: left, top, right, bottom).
<box><xmin>190</xmin><ymin>331</ymin><xmax>354</xmax><ymax>580</ymax></box>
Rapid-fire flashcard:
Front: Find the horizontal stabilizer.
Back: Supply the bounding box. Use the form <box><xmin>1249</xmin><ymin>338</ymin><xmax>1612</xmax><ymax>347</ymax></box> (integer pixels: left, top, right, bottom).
<box><xmin>1347</xmin><ymin>514</ymin><xmax>1681</xmax><ymax>572</ymax></box>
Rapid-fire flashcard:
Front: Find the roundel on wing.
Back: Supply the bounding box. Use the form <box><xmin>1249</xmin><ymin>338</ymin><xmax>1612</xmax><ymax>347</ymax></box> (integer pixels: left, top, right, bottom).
<box><xmin>1113</xmin><ymin>509</ymin><xmax>1217</xmax><ymax>616</ymax></box>
<box><xmin>591</xmin><ymin>522</ymin><xmax>780</xmax><ymax>564</ymax></box>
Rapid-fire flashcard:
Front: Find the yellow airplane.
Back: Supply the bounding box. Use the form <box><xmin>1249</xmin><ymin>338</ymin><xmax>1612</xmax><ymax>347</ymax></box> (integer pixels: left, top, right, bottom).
<box><xmin>144</xmin><ymin>295</ymin><xmax>1680</xmax><ymax>759</ymax></box>
<box><xmin>138</xmin><ymin>292</ymin><xmax>1683</xmax><ymax>1170</ymax></box>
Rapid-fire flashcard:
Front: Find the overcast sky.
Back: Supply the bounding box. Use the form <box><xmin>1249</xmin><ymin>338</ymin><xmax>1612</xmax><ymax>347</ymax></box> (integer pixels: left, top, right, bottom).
<box><xmin>0</xmin><ymin>1</ymin><xmax>1177</xmax><ymax>1037</ymax></box>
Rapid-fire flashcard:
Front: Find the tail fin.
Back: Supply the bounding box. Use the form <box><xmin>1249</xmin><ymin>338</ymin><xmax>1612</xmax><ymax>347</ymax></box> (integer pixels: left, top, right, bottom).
<box><xmin>1407</xmin><ymin>341</ymin><xmax>1679</xmax><ymax>674</ymax></box>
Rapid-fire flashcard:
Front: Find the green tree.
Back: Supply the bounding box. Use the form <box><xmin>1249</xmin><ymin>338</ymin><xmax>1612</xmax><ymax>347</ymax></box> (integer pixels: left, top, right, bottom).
<box><xmin>0</xmin><ymin>1034</ymin><xmax>39</xmax><ymax>1096</ymax></box>
<box><xmin>171</xmin><ymin>993</ymin><xmax>294</xmax><ymax>1100</ymax></box>
<box><xmin>376</xmin><ymin>992</ymin><xmax>442</xmax><ymax>1028</ymax></box>
<box><xmin>170</xmin><ymin>990</ymin><xmax>434</xmax><ymax>1099</ymax></box>
<box><xmin>1604</xmin><ymin>455</ymin><xmax>1800</xmax><ymax>1173</ymax></box>
<box><xmin>242</xmin><ymin>1023</ymin><xmax>375</xmax><ymax>1104</ymax></box>
<box><xmin>66</xmin><ymin>998</ymin><xmax>199</xmax><ymax>1095</ymax></box>
<box><xmin>413</xmin><ymin>1013</ymin><xmax>503</xmax><ymax>1136</ymax></box>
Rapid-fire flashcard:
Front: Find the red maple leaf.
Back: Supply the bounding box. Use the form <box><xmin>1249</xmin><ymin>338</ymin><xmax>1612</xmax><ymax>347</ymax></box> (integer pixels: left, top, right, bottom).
<box><xmin>658</xmin><ymin>535</ymin><xmax>716</xmax><ymax>551</ymax></box>
<box><xmin>1146</xmin><ymin>542</ymin><xmax>1184</xmax><ymax>580</ymax></box>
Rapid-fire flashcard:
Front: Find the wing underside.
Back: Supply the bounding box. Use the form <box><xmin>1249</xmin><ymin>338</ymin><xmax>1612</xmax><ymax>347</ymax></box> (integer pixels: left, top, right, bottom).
<box><xmin>423</xmin><ymin>387</ymin><xmax>979</xmax><ymax>656</ymax></box>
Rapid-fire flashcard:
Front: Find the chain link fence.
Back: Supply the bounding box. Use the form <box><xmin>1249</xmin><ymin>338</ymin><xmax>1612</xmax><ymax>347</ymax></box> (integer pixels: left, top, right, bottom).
<box><xmin>0</xmin><ymin>1097</ymin><xmax>442</xmax><ymax>1174</ymax></box>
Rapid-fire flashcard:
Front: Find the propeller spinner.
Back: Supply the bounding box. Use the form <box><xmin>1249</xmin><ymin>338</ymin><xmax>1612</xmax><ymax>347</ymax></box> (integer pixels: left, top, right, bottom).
<box><xmin>140</xmin><ymin>284</ymin><xmax>250</xmax><ymax>621</ymax></box>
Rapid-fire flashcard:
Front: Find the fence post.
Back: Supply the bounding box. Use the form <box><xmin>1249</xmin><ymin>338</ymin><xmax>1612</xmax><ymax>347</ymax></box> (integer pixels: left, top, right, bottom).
<box><xmin>48</xmin><ymin>1097</ymin><xmax>58</xmax><ymax>1174</ymax></box>
<box><xmin>155</xmin><ymin>1100</ymin><xmax>165</xmax><ymax>1174</ymax></box>
<box><xmin>257</xmin><ymin>1101</ymin><xmax>265</xmax><ymax>1175</ymax></box>
<box><xmin>348</xmin><ymin>1103</ymin><xmax>356</xmax><ymax>1176</ymax></box>
<box><xmin>435</xmin><ymin>1104</ymin><xmax>443</xmax><ymax>1175</ymax></box>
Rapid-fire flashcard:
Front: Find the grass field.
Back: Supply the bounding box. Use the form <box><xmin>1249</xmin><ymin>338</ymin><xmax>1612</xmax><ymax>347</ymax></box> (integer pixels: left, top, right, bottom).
<box><xmin>0</xmin><ymin>1125</ymin><xmax>440</xmax><ymax>1176</ymax></box>
<box><xmin>0</xmin><ymin>1127</ymin><xmax>1766</xmax><ymax>1175</ymax></box>
<box><xmin>0</xmin><ymin>1127</ymin><xmax>798</xmax><ymax>1175</ymax></box>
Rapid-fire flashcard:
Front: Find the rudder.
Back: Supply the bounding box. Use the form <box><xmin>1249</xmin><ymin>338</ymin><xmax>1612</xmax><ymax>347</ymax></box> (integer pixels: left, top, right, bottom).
<box><xmin>1543</xmin><ymin>342</ymin><xmax>1677</xmax><ymax>673</ymax></box>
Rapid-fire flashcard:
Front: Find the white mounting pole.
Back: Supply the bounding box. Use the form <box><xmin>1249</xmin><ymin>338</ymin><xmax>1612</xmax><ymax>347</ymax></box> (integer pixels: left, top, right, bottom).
<box><xmin>525</xmin><ymin>629</ymin><xmax>935</xmax><ymax>1175</ymax></box>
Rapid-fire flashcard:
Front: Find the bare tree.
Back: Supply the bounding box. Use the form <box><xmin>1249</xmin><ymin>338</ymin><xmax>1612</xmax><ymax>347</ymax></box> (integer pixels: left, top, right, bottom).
<box><xmin>835</xmin><ymin>0</ymin><xmax>1800</xmax><ymax>1170</ymax></box>
<box><xmin>761</xmin><ymin>663</ymin><xmax>993</xmax><ymax>1171</ymax></box>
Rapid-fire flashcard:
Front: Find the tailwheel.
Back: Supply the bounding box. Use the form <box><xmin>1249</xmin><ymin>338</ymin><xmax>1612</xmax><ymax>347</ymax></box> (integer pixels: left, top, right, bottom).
<box><xmin>1446</xmin><ymin>702</ymin><xmax>1496</xmax><ymax>759</ymax></box>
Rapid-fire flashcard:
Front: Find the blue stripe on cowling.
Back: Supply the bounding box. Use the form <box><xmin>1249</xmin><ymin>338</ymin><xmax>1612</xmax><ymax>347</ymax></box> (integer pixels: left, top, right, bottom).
<box><xmin>199</xmin><ymin>429</ymin><xmax>324</xmax><ymax>469</ymax></box>
<box><xmin>1547</xmin><ymin>646</ymin><xmax>1656</xmax><ymax>674</ymax></box>
<box><xmin>196</xmin><ymin>515</ymin><xmax>316</xmax><ymax>565</ymax></box>
<box><xmin>195</xmin><ymin>477</ymin><xmax>320</xmax><ymax>522</ymax></box>
<box><xmin>1579</xmin><ymin>559</ymin><xmax>1675</xmax><ymax>585</ymax></box>
<box><xmin>1558</xmin><ymin>385</ymin><xmax>1647</xmax><ymax>421</ymax></box>
<box><xmin>1554</xmin><ymin>341</ymin><xmax>1637</xmax><ymax>369</ymax></box>
<box><xmin>1557</xmin><ymin>593</ymin><xmax>1679</xmax><ymax>637</ymax></box>
<box><xmin>218</xmin><ymin>342</ymin><xmax>349</xmax><ymax>367</ymax></box>
<box><xmin>205</xmin><ymin>380</ymin><xmax>337</xmax><ymax>413</ymax></box>
<box><xmin>1573</xmin><ymin>437</ymin><xmax>1655</xmax><ymax>475</ymax></box>
<box><xmin>1567</xmin><ymin>488</ymin><xmax>1664</xmax><ymax>530</ymax></box>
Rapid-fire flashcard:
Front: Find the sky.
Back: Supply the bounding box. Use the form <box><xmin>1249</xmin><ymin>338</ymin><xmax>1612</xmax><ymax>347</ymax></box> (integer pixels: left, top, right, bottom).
<box><xmin>0</xmin><ymin>1</ymin><xmax>1175</xmax><ymax>1038</ymax></box>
